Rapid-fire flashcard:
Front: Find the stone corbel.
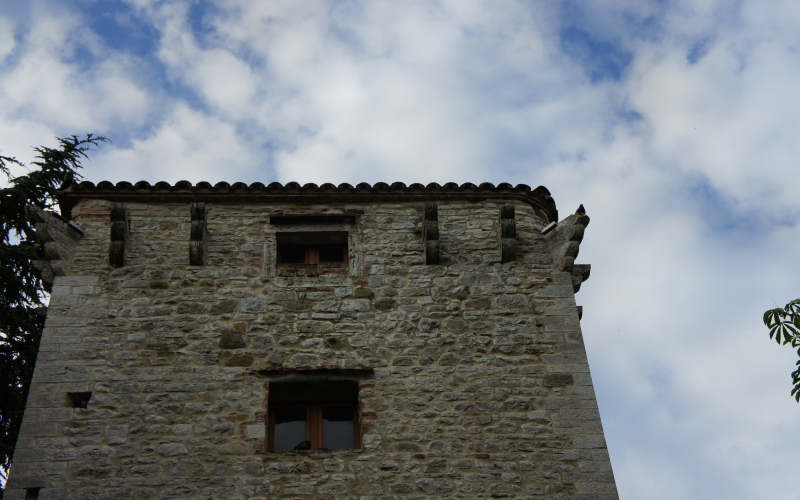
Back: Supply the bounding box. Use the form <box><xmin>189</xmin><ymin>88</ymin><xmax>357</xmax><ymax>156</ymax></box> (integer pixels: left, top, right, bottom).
<box><xmin>499</xmin><ymin>204</ymin><xmax>517</xmax><ymax>262</ymax></box>
<box><xmin>26</xmin><ymin>206</ymin><xmax>83</xmax><ymax>290</ymax></box>
<box><xmin>109</xmin><ymin>203</ymin><xmax>126</xmax><ymax>268</ymax></box>
<box><xmin>423</xmin><ymin>203</ymin><xmax>439</xmax><ymax>265</ymax></box>
<box><xmin>189</xmin><ymin>202</ymin><xmax>206</xmax><ymax>266</ymax></box>
<box><xmin>544</xmin><ymin>204</ymin><xmax>591</xmax><ymax>292</ymax></box>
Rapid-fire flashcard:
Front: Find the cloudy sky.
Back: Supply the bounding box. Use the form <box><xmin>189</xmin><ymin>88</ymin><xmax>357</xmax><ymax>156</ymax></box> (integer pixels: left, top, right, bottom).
<box><xmin>2</xmin><ymin>0</ymin><xmax>799</xmax><ymax>497</ymax></box>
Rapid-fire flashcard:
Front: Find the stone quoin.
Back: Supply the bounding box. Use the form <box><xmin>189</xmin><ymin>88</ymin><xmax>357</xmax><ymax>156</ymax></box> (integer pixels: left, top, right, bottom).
<box><xmin>6</xmin><ymin>181</ymin><xmax>617</xmax><ymax>499</ymax></box>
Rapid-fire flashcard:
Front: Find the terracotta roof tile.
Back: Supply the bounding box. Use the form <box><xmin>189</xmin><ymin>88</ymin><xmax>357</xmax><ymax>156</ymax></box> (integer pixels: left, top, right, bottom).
<box><xmin>58</xmin><ymin>180</ymin><xmax>558</xmax><ymax>222</ymax></box>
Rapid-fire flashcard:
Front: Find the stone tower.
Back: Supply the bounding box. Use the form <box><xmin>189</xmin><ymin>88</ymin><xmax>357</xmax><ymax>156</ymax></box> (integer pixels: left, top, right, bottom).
<box><xmin>6</xmin><ymin>181</ymin><xmax>617</xmax><ymax>499</ymax></box>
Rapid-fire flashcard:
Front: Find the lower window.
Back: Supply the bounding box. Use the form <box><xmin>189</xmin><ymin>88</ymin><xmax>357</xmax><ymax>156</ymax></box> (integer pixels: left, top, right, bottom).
<box><xmin>269</xmin><ymin>380</ymin><xmax>359</xmax><ymax>451</ymax></box>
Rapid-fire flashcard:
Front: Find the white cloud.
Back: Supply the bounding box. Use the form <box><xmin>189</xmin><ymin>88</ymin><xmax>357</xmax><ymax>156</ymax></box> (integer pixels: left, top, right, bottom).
<box><xmin>540</xmin><ymin>117</ymin><xmax>800</xmax><ymax>498</ymax></box>
<box><xmin>628</xmin><ymin>38</ymin><xmax>800</xmax><ymax>216</ymax></box>
<box><xmin>137</xmin><ymin>1</ymin><xmax>622</xmax><ymax>184</ymax></box>
<box><xmin>0</xmin><ymin>119</ymin><xmax>58</xmax><ymax>165</ymax></box>
<box><xmin>0</xmin><ymin>17</ymin><xmax>15</xmax><ymax>63</ymax></box>
<box><xmin>88</xmin><ymin>103</ymin><xmax>259</xmax><ymax>183</ymax></box>
<box><xmin>148</xmin><ymin>3</ymin><xmax>257</xmax><ymax>117</ymax></box>
<box><xmin>0</xmin><ymin>7</ymin><xmax>154</xmax><ymax>136</ymax></box>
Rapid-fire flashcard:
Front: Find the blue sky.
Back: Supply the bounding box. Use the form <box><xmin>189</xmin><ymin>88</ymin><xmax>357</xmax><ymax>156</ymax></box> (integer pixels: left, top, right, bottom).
<box><xmin>2</xmin><ymin>1</ymin><xmax>800</xmax><ymax>498</ymax></box>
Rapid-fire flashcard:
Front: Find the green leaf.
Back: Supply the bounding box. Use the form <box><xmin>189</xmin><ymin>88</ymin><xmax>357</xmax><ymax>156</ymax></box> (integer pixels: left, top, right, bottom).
<box><xmin>764</xmin><ymin>308</ymin><xmax>783</xmax><ymax>328</ymax></box>
<box><xmin>771</xmin><ymin>325</ymin><xmax>783</xmax><ymax>343</ymax></box>
<box><xmin>783</xmin><ymin>324</ymin><xmax>799</xmax><ymax>344</ymax></box>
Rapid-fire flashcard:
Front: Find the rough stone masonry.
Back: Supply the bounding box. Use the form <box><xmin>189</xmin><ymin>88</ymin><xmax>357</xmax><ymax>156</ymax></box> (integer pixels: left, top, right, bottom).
<box><xmin>6</xmin><ymin>181</ymin><xmax>617</xmax><ymax>499</ymax></box>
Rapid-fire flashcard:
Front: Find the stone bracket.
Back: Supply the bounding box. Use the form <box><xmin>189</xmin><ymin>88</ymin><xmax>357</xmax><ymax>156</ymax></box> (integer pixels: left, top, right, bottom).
<box><xmin>189</xmin><ymin>202</ymin><xmax>206</xmax><ymax>266</ymax></box>
<box><xmin>545</xmin><ymin>204</ymin><xmax>591</xmax><ymax>292</ymax></box>
<box><xmin>499</xmin><ymin>204</ymin><xmax>517</xmax><ymax>262</ymax></box>
<box><xmin>571</xmin><ymin>264</ymin><xmax>591</xmax><ymax>293</ymax></box>
<box><xmin>423</xmin><ymin>203</ymin><xmax>439</xmax><ymax>265</ymax></box>
<box><xmin>109</xmin><ymin>203</ymin><xmax>126</xmax><ymax>268</ymax></box>
<box><xmin>26</xmin><ymin>206</ymin><xmax>83</xmax><ymax>289</ymax></box>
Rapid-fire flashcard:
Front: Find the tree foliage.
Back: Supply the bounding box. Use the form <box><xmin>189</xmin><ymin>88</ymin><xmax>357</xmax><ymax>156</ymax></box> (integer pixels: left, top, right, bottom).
<box><xmin>763</xmin><ymin>299</ymin><xmax>800</xmax><ymax>402</ymax></box>
<box><xmin>0</xmin><ymin>135</ymin><xmax>106</xmax><ymax>487</ymax></box>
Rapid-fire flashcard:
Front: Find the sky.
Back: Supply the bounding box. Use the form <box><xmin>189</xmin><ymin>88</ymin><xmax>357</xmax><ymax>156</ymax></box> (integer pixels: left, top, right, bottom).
<box><xmin>1</xmin><ymin>0</ymin><xmax>799</xmax><ymax>498</ymax></box>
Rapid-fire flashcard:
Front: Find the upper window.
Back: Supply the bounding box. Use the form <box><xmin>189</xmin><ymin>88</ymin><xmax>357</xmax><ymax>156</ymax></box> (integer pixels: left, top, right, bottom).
<box><xmin>276</xmin><ymin>231</ymin><xmax>348</xmax><ymax>270</ymax></box>
<box><xmin>268</xmin><ymin>380</ymin><xmax>359</xmax><ymax>451</ymax></box>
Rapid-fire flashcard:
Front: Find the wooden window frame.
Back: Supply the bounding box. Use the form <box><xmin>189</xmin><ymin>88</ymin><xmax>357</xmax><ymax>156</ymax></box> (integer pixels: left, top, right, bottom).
<box><xmin>268</xmin><ymin>401</ymin><xmax>360</xmax><ymax>451</ymax></box>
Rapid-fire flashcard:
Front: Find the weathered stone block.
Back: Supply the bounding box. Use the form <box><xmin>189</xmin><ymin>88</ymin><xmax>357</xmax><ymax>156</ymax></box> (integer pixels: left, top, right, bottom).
<box><xmin>341</xmin><ymin>298</ymin><xmax>370</xmax><ymax>312</ymax></box>
<box><xmin>240</xmin><ymin>297</ymin><xmax>266</xmax><ymax>313</ymax></box>
<box><xmin>543</xmin><ymin>373</ymin><xmax>575</xmax><ymax>387</ymax></box>
<box><xmin>223</xmin><ymin>354</ymin><xmax>254</xmax><ymax>367</ymax></box>
<box><xmin>374</xmin><ymin>298</ymin><xmax>395</xmax><ymax>310</ymax></box>
<box><xmin>219</xmin><ymin>332</ymin><xmax>246</xmax><ymax>349</ymax></box>
<box><xmin>209</xmin><ymin>299</ymin><xmax>239</xmax><ymax>314</ymax></box>
<box><xmin>353</xmin><ymin>287</ymin><xmax>374</xmax><ymax>298</ymax></box>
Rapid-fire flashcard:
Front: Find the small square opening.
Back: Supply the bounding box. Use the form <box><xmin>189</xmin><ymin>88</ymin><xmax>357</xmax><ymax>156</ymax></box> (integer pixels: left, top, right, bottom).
<box><xmin>67</xmin><ymin>392</ymin><xmax>92</xmax><ymax>409</ymax></box>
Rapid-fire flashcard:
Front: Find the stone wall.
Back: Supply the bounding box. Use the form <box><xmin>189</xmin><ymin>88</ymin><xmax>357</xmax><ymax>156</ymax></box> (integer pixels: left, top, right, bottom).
<box><xmin>6</xmin><ymin>196</ymin><xmax>617</xmax><ymax>499</ymax></box>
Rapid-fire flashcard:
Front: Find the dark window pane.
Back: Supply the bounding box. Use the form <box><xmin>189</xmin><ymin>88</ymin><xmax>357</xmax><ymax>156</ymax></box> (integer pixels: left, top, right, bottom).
<box><xmin>319</xmin><ymin>245</ymin><xmax>345</xmax><ymax>263</ymax></box>
<box><xmin>322</xmin><ymin>406</ymin><xmax>355</xmax><ymax>450</ymax></box>
<box><xmin>274</xmin><ymin>407</ymin><xmax>307</xmax><ymax>451</ymax></box>
<box><xmin>278</xmin><ymin>245</ymin><xmax>306</xmax><ymax>264</ymax></box>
